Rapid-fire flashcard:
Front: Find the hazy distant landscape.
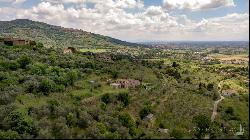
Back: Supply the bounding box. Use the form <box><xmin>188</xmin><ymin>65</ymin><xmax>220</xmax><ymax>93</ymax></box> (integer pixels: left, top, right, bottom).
<box><xmin>0</xmin><ymin>0</ymin><xmax>249</xmax><ymax>139</ymax></box>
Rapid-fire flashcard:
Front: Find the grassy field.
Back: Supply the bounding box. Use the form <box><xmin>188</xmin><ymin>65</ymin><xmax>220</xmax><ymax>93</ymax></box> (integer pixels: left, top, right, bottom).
<box><xmin>79</xmin><ymin>48</ymin><xmax>109</xmax><ymax>53</ymax></box>
<box><xmin>208</xmin><ymin>54</ymin><xmax>249</xmax><ymax>61</ymax></box>
<box><xmin>219</xmin><ymin>79</ymin><xmax>248</xmax><ymax>94</ymax></box>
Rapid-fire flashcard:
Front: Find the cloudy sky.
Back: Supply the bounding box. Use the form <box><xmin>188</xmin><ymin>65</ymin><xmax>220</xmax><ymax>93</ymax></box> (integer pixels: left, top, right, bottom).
<box><xmin>0</xmin><ymin>0</ymin><xmax>249</xmax><ymax>42</ymax></box>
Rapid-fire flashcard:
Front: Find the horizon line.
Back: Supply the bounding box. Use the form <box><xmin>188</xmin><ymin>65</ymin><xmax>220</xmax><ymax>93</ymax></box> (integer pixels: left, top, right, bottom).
<box><xmin>1</xmin><ymin>19</ymin><xmax>249</xmax><ymax>43</ymax></box>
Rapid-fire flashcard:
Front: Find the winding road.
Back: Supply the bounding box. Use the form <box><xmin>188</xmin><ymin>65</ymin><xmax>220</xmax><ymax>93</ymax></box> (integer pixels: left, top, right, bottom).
<box><xmin>204</xmin><ymin>95</ymin><xmax>225</xmax><ymax>139</ymax></box>
<box><xmin>211</xmin><ymin>95</ymin><xmax>224</xmax><ymax>122</ymax></box>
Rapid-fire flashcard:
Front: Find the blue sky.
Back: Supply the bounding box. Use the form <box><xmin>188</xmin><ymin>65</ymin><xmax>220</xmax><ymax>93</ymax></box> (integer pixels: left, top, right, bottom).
<box><xmin>143</xmin><ymin>0</ymin><xmax>249</xmax><ymax>20</ymax></box>
<box><xmin>0</xmin><ymin>0</ymin><xmax>249</xmax><ymax>41</ymax></box>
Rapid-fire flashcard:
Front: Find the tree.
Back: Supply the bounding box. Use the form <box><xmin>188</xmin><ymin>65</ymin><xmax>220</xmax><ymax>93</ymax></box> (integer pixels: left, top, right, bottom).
<box><xmin>165</xmin><ymin>67</ymin><xmax>181</xmax><ymax>79</ymax></box>
<box><xmin>172</xmin><ymin>62</ymin><xmax>179</xmax><ymax>67</ymax></box>
<box><xmin>170</xmin><ymin>128</ymin><xmax>184</xmax><ymax>139</ymax></box>
<box><xmin>101</xmin><ymin>93</ymin><xmax>112</xmax><ymax>104</ymax></box>
<box><xmin>52</xmin><ymin>117</ymin><xmax>71</xmax><ymax>139</ymax></box>
<box><xmin>225</xmin><ymin>106</ymin><xmax>234</xmax><ymax>115</ymax></box>
<box><xmin>66</xmin><ymin>112</ymin><xmax>76</xmax><ymax>127</ymax></box>
<box><xmin>47</xmin><ymin>99</ymin><xmax>60</xmax><ymax>116</ymax></box>
<box><xmin>207</xmin><ymin>83</ymin><xmax>214</xmax><ymax>91</ymax></box>
<box><xmin>118</xmin><ymin>112</ymin><xmax>137</xmax><ymax>136</ymax></box>
<box><xmin>85</xmin><ymin>125</ymin><xmax>102</xmax><ymax>139</ymax></box>
<box><xmin>3</xmin><ymin>111</ymin><xmax>37</xmax><ymax>135</ymax></box>
<box><xmin>24</xmin><ymin>76</ymin><xmax>40</xmax><ymax>93</ymax></box>
<box><xmin>100</xmin><ymin>102</ymin><xmax>107</xmax><ymax>110</ymax></box>
<box><xmin>212</xmin><ymin>49</ymin><xmax>219</xmax><ymax>53</ymax></box>
<box><xmin>139</xmin><ymin>106</ymin><xmax>152</xmax><ymax>119</ymax></box>
<box><xmin>184</xmin><ymin>77</ymin><xmax>191</xmax><ymax>84</ymax></box>
<box><xmin>77</xmin><ymin>111</ymin><xmax>92</xmax><ymax>129</ymax></box>
<box><xmin>117</xmin><ymin>92</ymin><xmax>129</xmax><ymax>106</ymax></box>
<box><xmin>0</xmin><ymin>130</ymin><xmax>20</xmax><ymax>139</ymax></box>
<box><xmin>2</xmin><ymin>60</ymin><xmax>19</xmax><ymax>70</ymax></box>
<box><xmin>172</xmin><ymin>70</ymin><xmax>181</xmax><ymax>79</ymax></box>
<box><xmin>212</xmin><ymin>91</ymin><xmax>220</xmax><ymax>100</ymax></box>
<box><xmin>199</xmin><ymin>83</ymin><xmax>206</xmax><ymax>89</ymax></box>
<box><xmin>40</xmin><ymin>78</ymin><xmax>56</xmax><ymax>94</ymax></box>
<box><xmin>36</xmin><ymin>42</ymin><xmax>44</xmax><ymax>48</ymax></box>
<box><xmin>209</xmin><ymin>123</ymin><xmax>223</xmax><ymax>139</ymax></box>
<box><xmin>29</xmin><ymin>41</ymin><xmax>36</xmax><ymax>46</ymax></box>
<box><xmin>17</xmin><ymin>55</ymin><xmax>31</xmax><ymax>69</ymax></box>
<box><xmin>192</xmin><ymin>114</ymin><xmax>211</xmax><ymax>139</ymax></box>
<box><xmin>118</xmin><ymin>113</ymin><xmax>135</xmax><ymax>128</ymax></box>
<box><xmin>111</xmin><ymin>71</ymin><xmax>118</xmax><ymax>79</ymax></box>
<box><xmin>29</xmin><ymin>63</ymin><xmax>47</xmax><ymax>75</ymax></box>
<box><xmin>66</xmin><ymin>70</ymin><xmax>78</xmax><ymax>86</ymax></box>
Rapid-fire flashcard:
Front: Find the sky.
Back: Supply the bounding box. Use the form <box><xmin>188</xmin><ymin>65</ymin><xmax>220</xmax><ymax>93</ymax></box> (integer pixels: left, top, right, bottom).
<box><xmin>0</xmin><ymin>0</ymin><xmax>249</xmax><ymax>42</ymax></box>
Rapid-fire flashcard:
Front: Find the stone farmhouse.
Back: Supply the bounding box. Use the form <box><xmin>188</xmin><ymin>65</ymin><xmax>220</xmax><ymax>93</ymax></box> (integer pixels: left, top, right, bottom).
<box><xmin>63</xmin><ymin>47</ymin><xmax>77</xmax><ymax>54</ymax></box>
<box><xmin>3</xmin><ymin>38</ymin><xmax>32</xmax><ymax>46</ymax></box>
<box><xmin>110</xmin><ymin>79</ymin><xmax>140</xmax><ymax>88</ymax></box>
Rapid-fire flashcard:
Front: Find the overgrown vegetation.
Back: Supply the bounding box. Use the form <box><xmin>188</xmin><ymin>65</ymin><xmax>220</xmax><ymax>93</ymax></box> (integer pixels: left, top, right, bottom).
<box><xmin>0</xmin><ymin>24</ymin><xmax>248</xmax><ymax>139</ymax></box>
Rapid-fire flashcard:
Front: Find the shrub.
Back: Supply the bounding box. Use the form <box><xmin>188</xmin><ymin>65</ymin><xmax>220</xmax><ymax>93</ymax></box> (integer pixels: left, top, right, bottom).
<box><xmin>66</xmin><ymin>70</ymin><xmax>78</xmax><ymax>86</ymax></box>
<box><xmin>29</xmin><ymin>41</ymin><xmax>36</xmax><ymax>46</ymax></box>
<box><xmin>52</xmin><ymin>117</ymin><xmax>71</xmax><ymax>139</ymax></box>
<box><xmin>66</xmin><ymin>112</ymin><xmax>76</xmax><ymax>127</ymax></box>
<box><xmin>97</xmin><ymin>122</ymin><xmax>107</xmax><ymax>134</ymax></box>
<box><xmin>100</xmin><ymin>102</ymin><xmax>107</xmax><ymax>110</ymax></box>
<box><xmin>17</xmin><ymin>55</ymin><xmax>31</xmax><ymax>69</ymax></box>
<box><xmin>111</xmin><ymin>71</ymin><xmax>118</xmax><ymax>79</ymax></box>
<box><xmin>47</xmin><ymin>99</ymin><xmax>60</xmax><ymax>115</ymax></box>
<box><xmin>139</xmin><ymin>106</ymin><xmax>152</xmax><ymax>119</ymax></box>
<box><xmin>207</xmin><ymin>83</ymin><xmax>214</xmax><ymax>91</ymax></box>
<box><xmin>170</xmin><ymin>128</ymin><xmax>184</xmax><ymax>139</ymax></box>
<box><xmin>40</xmin><ymin>78</ymin><xmax>56</xmax><ymax>94</ymax></box>
<box><xmin>192</xmin><ymin>114</ymin><xmax>211</xmax><ymax>139</ymax></box>
<box><xmin>23</xmin><ymin>76</ymin><xmax>40</xmax><ymax>93</ymax></box>
<box><xmin>165</xmin><ymin>67</ymin><xmax>181</xmax><ymax>79</ymax></box>
<box><xmin>3</xmin><ymin>111</ymin><xmax>37</xmax><ymax>135</ymax></box>
<box><xmin>101</xmin><ymin>93</ymin><xmax>112</xmax><ymax>104</ymax></box>
<box><xmin>36</xmin><ymin>42</ymin><xmax>44</xmax><ymax>48</ymax></box>
<box><xmin>85</xmin><ymin>125</ymin><xmax>102</xmax><ymax>139</ymax></box>
<box><xmin>77</xmin><ymin>111</ymin><xmax>92</xmax><ymax>129</ymax></box>
<box><xmin>172</xmin><ymin>62</ymin><xmax>179</xmax><ymax>67</ymax></box>
<box><xmin>5</xmin><ymin>60</ymin><xmax>19</xmax><ymax>70</ymax></box>
<box><xmin>0</xmin><ymin>130</ymin><xmax>20</xmax><ymax>139</ymax></box>
<box><xmin>184</xmin><ymin>77</ymin><xmax>191</xmax><ymax>84</ymax></box>
<box><xmin>0</xmin><ymin>71</ymin><xmax>8</xmax><ymax>81</ymax></box>
<box><xmin>118</xmin><ymin>113</ymin><xmax>135</xmax><ymax>128</ymax></box>
<box><xmin>199</xmin><ymin>82</ymin><xmax>206</xmax><ymax>89</ymax></box>
<box><xmin>28</xmin><ymin>63</ymin><xmax>47</xmax><ymax>75</ymax></box>
<box><xmin>225</xmin><ymin>106</ymin><xmax>234</xmax><ymax>115</ymax></box>
<box><xmin>0</xmin><ymin>92</ymin><xmax>16</xmax><ymax>105</ymax></box>
<box><xmin>117</xmin><ymin>92</ymin><xmax>129</xmax><ymax>106</ymax></box>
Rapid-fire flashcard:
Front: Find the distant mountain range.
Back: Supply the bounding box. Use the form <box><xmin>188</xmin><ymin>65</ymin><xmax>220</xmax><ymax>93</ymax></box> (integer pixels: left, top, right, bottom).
<box><xmin>0</xmin><ymin>19</ymin><xmax>143</xmax><ymax>48</ymax></box>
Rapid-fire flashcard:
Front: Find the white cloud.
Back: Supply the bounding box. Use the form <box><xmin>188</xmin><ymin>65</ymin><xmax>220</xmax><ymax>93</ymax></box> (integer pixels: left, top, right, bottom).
<box><xmin>0</xmin><ymin>0</ymin><xmax>26</xmax><ymax>4</ymax></box>
<box><xmin>145</xmin><ymin>6</ymin><xmax>163</xmax><ymax>16</ymax></box>
<box><xmin>42</xmin><ymin>0</ymin><xmax>85</xmax><ymax>4</ymax></box>
<box><xmin>13</xmin><ymin>0</ymin><xmax>26</xmax><ymax>4</ymax></box>
<box><xmin>0</xmin><ymin>1</ymin><xmax>248</xmax><ymax>41</ymax></box>
<box><xmin>163</xmin><ymin>0</ymin><xmax>235</xmax><ymax>11</ymax></box>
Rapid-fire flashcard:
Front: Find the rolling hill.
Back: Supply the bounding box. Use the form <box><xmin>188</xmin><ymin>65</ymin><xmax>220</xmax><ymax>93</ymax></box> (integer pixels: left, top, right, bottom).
<box><xmin>0</xmin><ymin>19</ymin><xmax>142</xmax><ymax>48</ymax></box>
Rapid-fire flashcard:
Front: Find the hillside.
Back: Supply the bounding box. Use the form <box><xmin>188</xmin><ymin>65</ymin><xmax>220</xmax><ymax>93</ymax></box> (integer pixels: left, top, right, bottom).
<box><xmin>0</xmin><ymin>38</ymin><xmax>249</xmax><ymax>139</ymax></box>
<box><xmin>0</xmin><ymin>19</ymin><xmax>142</xmax><ymax>48</ymax></box>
